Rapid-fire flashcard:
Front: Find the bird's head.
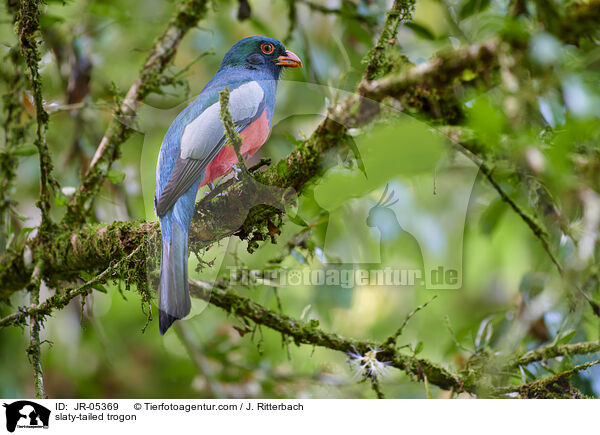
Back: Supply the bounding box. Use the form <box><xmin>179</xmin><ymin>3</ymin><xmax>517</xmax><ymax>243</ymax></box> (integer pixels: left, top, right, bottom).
<box><xmin>218</xmin><ymin>36</ymin><xmax>302</xmax><ymax>78</ymax></box>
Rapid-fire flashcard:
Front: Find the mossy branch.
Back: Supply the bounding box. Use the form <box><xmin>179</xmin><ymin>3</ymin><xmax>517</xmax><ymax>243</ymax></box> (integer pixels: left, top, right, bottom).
<box><xmin>442</xmin><ymin>127</ymin><xmax>563</xmax><ymax>275</ymax></box>
<box><xmin>511</xmin><ymin>340</ymin><xmax>600</xmax><ymax>368</ymax></box>
<box><xmin>219</xmin><ymin>88</ymin><xmax>249</xmax><ymax>177</ymax></box>
<box><xmin>362</xmin><ymin>0</ymin><xmax>415</xmax><ymax>80</ymax></box>
<box><xmin>5</xmin><ymin>270</ymin><xmax>600</xmax><ymax>396</ymax></box>
<box><xmin>0</xmin><ymin>47</ymin><xmax>29</xmax><ymax>250</ymax></box>
<box><xmin>0</xmin><ymin>244</ymin><xmax>146</xmax><ymax>329</ymax></box>
<box><xmin>494</xmin><ymin>360</ymin><xmax>600</xmax><ymax>398</ymax></box>
<box><xmin>25</xmin><ymin>263</ymin><xmax>45</xmax><ymax>399</ymax></box>
<box><xmin>14</xmin><ymin>0</ymin><xmax>61</xmax><ymax>400</ymax></box>
<box><xmin>188</xmin><ymin>279</ymin><xmax>464</xmax><ymax>392</ymax></box>
<box><xmin>16</xmin><ymin>0</ymin><xmax>57</xmax><ymax>234</ymax></box>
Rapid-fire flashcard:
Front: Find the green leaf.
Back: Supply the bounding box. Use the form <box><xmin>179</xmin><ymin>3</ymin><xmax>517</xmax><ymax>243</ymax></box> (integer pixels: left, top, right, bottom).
<box><xmin>284</xmin><ymin>132</ymin><xmax>303</xmax><ymax>146</ymax></box>
<box><xmin>81</xmin><ymin>271</ymin><xmax>108</xmax><ymax>293</ymax></box>
<box><xmin>459</xmin><ymin>0</ymin><xmax>491</xmax><ymax>20</ymax></box>
<box><xmin>18</xmin><ymin>227</ymin><xmax>36</xmax><ymax>241</ymax></box>
<box><xmin>13</xmin><ymin>146</ymin><xmax>38</xmax><ymax>157</ymax></box>
<box><xmin>461</xmin><ymin>69</ymin><xmax>477</xmax><ymax>82</ymax></box>
<box><xmin>404</xmin><ymin>22</ymin><xmax>436</xmax><ymax>40</ymax></box>
<box><xmin>287</xmin><ymin>212</ymin><xmax>309</xmax><ymax>227</ymax></box>
<box><xmin>92</xmin><ymin>284</ymin><xmax>108</xmax><ymax>294</ymax></box>
<box><xmin>40</xmin><ymin>14</ymin><xmax>65</xmax><ymax>29</ymax></box>
<box><xmin>479</xmin><ymin>198</ymin><xmax>508</xmax><ymax>235</ymax></box>
<box><xmin>414</xmin><ymin>341</ymin><xmax>424</xmax><ymax>355</ymax></box>
<box><xmin>54</xmin><ymin>192</ymin><xmax>67</xmax><ymax>207</ymax></box>
<box><xmin>467</xmin><ymin>96</ymin><xmax>506</xmax><ymax>146</ymax></box>
<box><xmin>556</xmin><ymin>329</ymin><xmax>577</xmax><ymax>345</ymax></box>
<box><xmin>107</xmin><ymin>169</ymin><xmax>126</xmax><ymax>184</ymax></box>
<box><xmin>519</xmin><ymin>365</ymin><xmax>537</xmax><ymax>381</ymax></box>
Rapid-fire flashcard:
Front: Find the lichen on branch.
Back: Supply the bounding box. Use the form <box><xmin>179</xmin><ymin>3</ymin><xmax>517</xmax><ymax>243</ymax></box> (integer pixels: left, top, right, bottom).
<box><xmin>16</xmin><ymin>0</ymin><xmax>58</xmax><ymax>234</ymax></box>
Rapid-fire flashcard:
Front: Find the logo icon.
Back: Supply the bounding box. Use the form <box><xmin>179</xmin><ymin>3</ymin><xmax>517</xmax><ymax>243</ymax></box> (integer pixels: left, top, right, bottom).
<box><xmin>3</xmin><ymin>401</ymin><xmax>50</xmax><ymax>432</ymax></box>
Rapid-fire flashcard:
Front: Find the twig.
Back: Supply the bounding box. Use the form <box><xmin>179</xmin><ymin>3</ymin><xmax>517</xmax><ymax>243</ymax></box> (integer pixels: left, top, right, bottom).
<box><xmin>494</xmin><ymin>359</ymin><xmax>600</xmax><ymax>398</ymax></box>
<box><xmin>384</xmin><ymin>295</ymin><xmax>437</xmax><ymax>348</ymax></box>
<box><xmin>189</xmin><ymin>279</ymin><xmax>464</xmax><ymax>392</ymax></box>
<box><xmin>218</xmin><ymin>88</ymin><xmax>249</xmax><ymax>177</ymax></box>
<box><xmin>362</xmin><ymin>0</ymin><xmax>415</xmax><ymax>81</ymax></box>
<box><xmin>0</xmin><ymin>244</ymin><xmax>146</xmax><ymax>329</ymax></box>
<box><xmin>26</xmin><ymin>264</ymin><xmax>45</xmax><ymax>399</ymax></box>
<box><xmin>16</xmin><ymin>0</ymin><xmax>57</xmax><ymax>233</ymax></box>
<box><xmin>444</xmin><ymin>132</ymin><xmax>564</xmax><ymax>276</ymax></box>
<box><xmin>444</xmin><ymin>315</ymin><xmax>472</xmax><ymax>353</ymax></box>
<box><xmin>511</xmin><ymin>340</ymin><xmax>600</xmax><ymax>368</ymax></box>
<box><xmin>370</xmin><ymin>378</ymin><xmax>386</xmax><ymax>399</ymax></box>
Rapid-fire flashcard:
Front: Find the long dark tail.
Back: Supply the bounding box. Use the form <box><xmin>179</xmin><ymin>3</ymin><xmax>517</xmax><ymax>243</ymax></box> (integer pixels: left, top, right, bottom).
<box><xmin>159</xmin><ymin>216</ymin><xmax>191</xmax><ymax>334</ymax></box>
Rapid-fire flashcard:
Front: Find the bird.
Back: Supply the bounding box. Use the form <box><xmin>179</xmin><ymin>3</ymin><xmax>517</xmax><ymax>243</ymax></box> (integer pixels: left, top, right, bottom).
<box><xmin>154</xmin><ymin>36</ymin><xmax>302</xmax><ymax>334</ymax></box>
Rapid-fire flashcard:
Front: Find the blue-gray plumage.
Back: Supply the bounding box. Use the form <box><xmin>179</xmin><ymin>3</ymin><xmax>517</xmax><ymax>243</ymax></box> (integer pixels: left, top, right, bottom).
<box><xmin>155</xmin><ymin>36</ymin><xmax>302</xmax><ymax>334</ymax></box>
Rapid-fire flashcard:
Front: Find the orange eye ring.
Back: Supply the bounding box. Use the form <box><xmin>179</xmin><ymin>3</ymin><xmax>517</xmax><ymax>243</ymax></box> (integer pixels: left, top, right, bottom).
<box><xmin>261</xmin><ymin>42</ymin><xmax>274</xmax><ymax>55</ymax></box>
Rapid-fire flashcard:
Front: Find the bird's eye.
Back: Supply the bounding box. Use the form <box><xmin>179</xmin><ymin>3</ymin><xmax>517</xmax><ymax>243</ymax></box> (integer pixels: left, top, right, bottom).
<box><xmin>260</xmin><ymin>42</ymin><xmax>274</xmax><ymax>55</ymax></box>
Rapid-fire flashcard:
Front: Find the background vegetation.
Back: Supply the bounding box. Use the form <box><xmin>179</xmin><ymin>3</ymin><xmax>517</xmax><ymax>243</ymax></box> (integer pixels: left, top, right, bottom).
<box><xmin>1</xmin><ymin>0</ymin><xmax>600</xmax><ymax>398</ymax></box>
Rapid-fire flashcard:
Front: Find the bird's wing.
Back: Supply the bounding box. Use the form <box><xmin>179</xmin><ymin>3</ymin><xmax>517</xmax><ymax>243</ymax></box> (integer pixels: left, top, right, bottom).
<box><xmin>156</xmin><ymin>81</ymin><xmax>266</xmax><ymax>217</ymax></box>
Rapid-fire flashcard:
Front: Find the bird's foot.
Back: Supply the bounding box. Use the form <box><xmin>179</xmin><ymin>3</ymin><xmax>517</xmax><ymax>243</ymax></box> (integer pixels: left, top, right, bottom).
<box><xmin>203</xmin><ymin>183</ymin><xmax>216</xmax><ymax>195</ymax></box>
<box><xmin>232</xmin><ymin>164</ymin><xmax>242</xmax><ymax>181</ymax></box>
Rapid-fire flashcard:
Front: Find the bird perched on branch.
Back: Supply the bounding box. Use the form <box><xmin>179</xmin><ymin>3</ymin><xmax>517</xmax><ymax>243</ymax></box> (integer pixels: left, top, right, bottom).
<box><xmin>154</xmin><ymin>36</ymin><xmax>302</xmax><ymax>334</ymax></box>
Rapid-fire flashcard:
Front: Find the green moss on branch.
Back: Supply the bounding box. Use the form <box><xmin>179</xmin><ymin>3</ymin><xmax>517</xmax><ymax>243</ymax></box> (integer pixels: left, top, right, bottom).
<box><xmin>189</xmin><ymin>280</ymin><xmax>464</xmax><ymax>392</ymax></box>
<box><xmin>16</xmin><ymin>0</ymin><xmax>57</xmax><ymax>234</ymax></box>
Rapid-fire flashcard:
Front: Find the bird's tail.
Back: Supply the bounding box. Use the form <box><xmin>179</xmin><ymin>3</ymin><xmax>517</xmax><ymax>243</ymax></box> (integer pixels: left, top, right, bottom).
<box><xmin>159</xmin><ymin>215</ymin><xmax>191</xmax><ymax>334</ymax></box>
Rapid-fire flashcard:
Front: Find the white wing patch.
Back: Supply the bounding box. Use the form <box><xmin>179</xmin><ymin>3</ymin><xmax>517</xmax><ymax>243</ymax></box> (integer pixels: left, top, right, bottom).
<box><xmin>180</xmin><ymin>81</ymin><xmax>264</xmax><ymax>160</ymax></box>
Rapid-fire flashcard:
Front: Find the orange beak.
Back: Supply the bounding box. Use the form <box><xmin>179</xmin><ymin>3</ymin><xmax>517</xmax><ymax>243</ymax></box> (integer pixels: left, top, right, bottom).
<box><xmin>275</xmin><ymin>50</ymin><xmax>303</xmax><ymax>68</ymax></box>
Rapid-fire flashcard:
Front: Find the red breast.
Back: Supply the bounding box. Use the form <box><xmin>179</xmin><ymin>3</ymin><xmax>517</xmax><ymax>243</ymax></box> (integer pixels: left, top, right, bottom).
<box><xmin>200</xmin><ymin>110</ymin><xmax>270</xmax><ymax>186</ymax></box>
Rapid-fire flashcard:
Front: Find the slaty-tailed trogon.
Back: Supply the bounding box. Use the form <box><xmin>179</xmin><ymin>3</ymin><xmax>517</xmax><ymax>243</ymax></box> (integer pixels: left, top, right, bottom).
<box><xmin>155</xmin><ymin>36</ymin><xmax>302</xmax><ymax>334</ymax></box>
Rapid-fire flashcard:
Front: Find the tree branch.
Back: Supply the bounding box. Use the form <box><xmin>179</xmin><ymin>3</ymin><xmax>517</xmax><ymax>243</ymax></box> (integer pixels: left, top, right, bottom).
<box><xmin>219</xmin><ymin>88</ymin><xmax>249</xmax><ymax>176</ymax></box>
<box><xmin>383</xmin><ymin>295</ymin><xmax>437</xmax><ymax>348</ymax></box>
<box><xmin>16</xmin><ymin>0</ymin><xmax>57</xmax><ymax>233</ymax></box>
<box><xmin>511</xmin><ymin>340</ymin><xmax>600</xmax><ymax>368</ymax></box>
<box><xmin>442</xmin><ymin>127</ymin><xmax>563</xmax><ymax>275</ymax></box>
<box><xmin>26</xmin><ymin>264</ymin><xmax>45</xmax><ymax>399</ymax></box>
<box><xmin>0</xmin><ymin>47</ymin><xmax>29</xmax><ymax>250</ymax></box>
<box><xmin>362</xmin><ymin>0</ymin><xmax>415</xmax><ymax>80</ymax></box>
<box><xmin>495</xmin><ymin>360</ymin><xmax>600</xmax><ymax>398</ymax></box>
<box><xmin>0</xmin><ymin>243</ymin><xmax>147</xmax><ymax>328</ymax></box>
<box><xmin>189</xmin><ymin>279</ymin><xmax>464</xmax><ymax>392</ymax></box>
